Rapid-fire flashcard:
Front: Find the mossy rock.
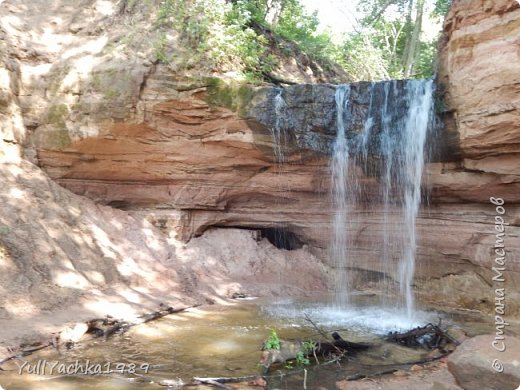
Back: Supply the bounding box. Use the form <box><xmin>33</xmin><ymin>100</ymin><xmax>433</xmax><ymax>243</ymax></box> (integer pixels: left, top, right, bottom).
<box><xmin>89</xmin><ymin>69</ymin><xmax>135</xmax><ymax>102</ymax></box>
<box><xmin>40</xmin><ymin>104</ymin><xmax>72</xmax><ymax>149</ymax></box>
<box><xmin>37</xmin><ymin>127</ymin><xmax>72</xmax><ymax>149</ymax></box>
<box><xmin>47</xmin><ymin>103</ymin><xmax>69</xmax><ymax>128</ymax></box>
<box><xmin>205</xmin><ymin>78</ymin><xmax>257</xmax><ymax>117</ymax></box>
<box><xmin>47</xmin><ymin>65</ymin><xmax>71</xmax><ymax>95</ymax></box>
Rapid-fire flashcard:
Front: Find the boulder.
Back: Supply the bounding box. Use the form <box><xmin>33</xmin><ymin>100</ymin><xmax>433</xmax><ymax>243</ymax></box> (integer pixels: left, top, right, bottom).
<box><xmin>447</xmin><ymin>334</ymin><xmax>520</xmax><ymax>390</ymax></box>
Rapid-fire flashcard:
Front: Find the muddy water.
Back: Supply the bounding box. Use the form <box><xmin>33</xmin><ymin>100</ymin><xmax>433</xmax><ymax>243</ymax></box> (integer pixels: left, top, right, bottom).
<box><xmin>0</xmin><ymin>295</ymin><xmax>494</xmax><ymax>389</ymax></box>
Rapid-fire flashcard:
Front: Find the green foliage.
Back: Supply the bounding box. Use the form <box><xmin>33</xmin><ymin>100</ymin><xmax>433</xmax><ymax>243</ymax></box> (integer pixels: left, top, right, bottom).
<box><xmin>303</xmin><ymin>340</ymin><xmax>316</xmax><ymax>353</ymax></box>
<box><xmin>415</xmin><ymin>39</ymin><xmax>437</xmax><ymax>78</ymax></box>
<box><xmin>155</xmin><ymin>0</ymin><xmax>450</xmax><ymax>82</ymax></box>
<box><xmin>339</xmin><ymin>0</ymin><xmax>449</xmax><ymax>80</ymax></box>
<box><xmin>273</xmin><ymin>3</ymin><xmax>332</xmax><ymax>60</ymax></box>
<box><xmin>47</xmin><ymin>104</ymin><xmax>69</xmax><ymax>128</ymax></box>
<box><xmin>264</xmin><ymin>329</ymin><xmax>281</xmax><ymax>350</ymax></box>
<box><xmin>432</xmin><ymin>0</ymin><xmax>451</xmax><ymax>17</ymax></box>
<box><xmin>157</xmin><ymin>0</ymin><xmax>268</xmax><ymax>76</ymax></box>
<box><xmin>156</xmin><ymin>0</ymin><xmax>339</xmax><ymax>80</ymax></box>
<box><xmin>153</xmin><ymin>33</ymin><xmax>168</xmax><ymax>63</ymax></box>
<box><xmin>337</xmin><ymin>33</ymin><xmax>390</xmax><ymax>80</ymax></box>
<box><xmin>246</xmin><ymin>0</ymin><xmax>338</xmax><ymax>64</ymax></box>
<box><xmin>284</xmin><ymin>340</ymin><xmax>314</xmax><ymax>369</ymax></box>
<box><xmin>206</xmin><ymin>78</ymin><xmax>256</xmax><ymax>116</ymax></box>
<box><xmin>295</xmin><ymin>351</ymin><xmax>310</xmax><ymax>366</ymax></box>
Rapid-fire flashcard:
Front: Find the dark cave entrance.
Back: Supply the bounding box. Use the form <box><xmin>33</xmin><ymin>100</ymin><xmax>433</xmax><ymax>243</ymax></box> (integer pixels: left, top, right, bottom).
<box><xmin>259</xmin><ymin>227</ymin><xmax>303</xmax><ymax>250</ymax></box>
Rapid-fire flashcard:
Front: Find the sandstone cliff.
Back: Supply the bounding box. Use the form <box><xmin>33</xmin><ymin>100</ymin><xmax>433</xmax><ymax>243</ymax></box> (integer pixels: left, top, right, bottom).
<box><xmin>434</xmin><ymin>0</ymin><xmax>520</xmax><ymax>312</ymax></box>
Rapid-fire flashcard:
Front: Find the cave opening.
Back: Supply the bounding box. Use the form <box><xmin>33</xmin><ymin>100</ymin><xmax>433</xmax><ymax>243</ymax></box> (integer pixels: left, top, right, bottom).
<box><xmin>260</xmin><ymin>227</ymin><xmax>303</xmax><ymax>250</ymax></box>
<box><xmin>107</xmin><ymin>200</ymin><xmax>132</xmax><ymax>210</ymax></box>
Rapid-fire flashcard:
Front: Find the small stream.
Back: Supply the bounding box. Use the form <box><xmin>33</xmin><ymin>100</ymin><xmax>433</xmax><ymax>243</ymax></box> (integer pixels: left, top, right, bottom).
<box><xmin>0</xmin><ymin>295</ymin><xmax>494</xmax><ymax>389</ymax></box>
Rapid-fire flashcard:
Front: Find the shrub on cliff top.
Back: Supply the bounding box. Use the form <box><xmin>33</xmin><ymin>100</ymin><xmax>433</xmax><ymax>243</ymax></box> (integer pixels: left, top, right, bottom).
<box><xmin>156</xmin><ymin>0</ymin><xmax>338</xmax><ymax>80</ymax></box>
<box><xmin>157</xmin><ymin>0</ymin><xmax>268</xmax><ymax>78</ymax></box>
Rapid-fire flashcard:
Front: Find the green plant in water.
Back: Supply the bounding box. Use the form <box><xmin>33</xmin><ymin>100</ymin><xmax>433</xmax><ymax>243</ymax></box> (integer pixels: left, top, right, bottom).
<box><xmin>285</xmin><ymin>351</ymin><xmax>310</xmax><ymax>369</ymax></box>
<box><xmin>303</xmin><ymin>340</ymin><xmax>316</xmax><ymax>354</ymax></box>
<box><xmin>284</xmin><ymin>340</ymin><xmax>314</xmax><ymax>369</ymax></box>
<box><xmin>295</xmin><ymin>351</ymin><xmax>310</xmax><ymax>366</ymax></box>
<box><xmin>264</xmin><ymin>329</ymin><xmax>281</xmax><ymax>350</ymax></box>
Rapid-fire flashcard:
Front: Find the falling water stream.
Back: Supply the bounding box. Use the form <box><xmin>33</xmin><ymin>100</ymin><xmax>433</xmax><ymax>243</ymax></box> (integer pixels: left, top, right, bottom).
<box><xmin>330</xmin><ymin>79</ymin><xmax>434</xmax><ymax>319</ymax></box>
<box><xmin>330</xmin><ymin>85</ymin><xmax>352</xmax><ymax>308</ymax></box>
<box><xmin>272</xmin><ymin>88</ymin><xmax>287</xmax><ymax>164</ymax></box>
<box><xmin>269</xmin><ymin>88</ymin><xmax>290</xmax><ymax>290</ymax></box>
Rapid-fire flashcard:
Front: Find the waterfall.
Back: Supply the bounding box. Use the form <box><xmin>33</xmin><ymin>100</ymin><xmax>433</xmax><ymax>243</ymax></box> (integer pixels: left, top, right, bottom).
<box><xmin>330</xmin><ymin>85</ymin><xmax>351</xmax><ymax>308</ymax></box>
<box><xmin>272</xmin><ymin>89</ymin><xmax>287</xmax><ymax>164</ymax></box>
<box><xmin>399</xmin><ymin>80</ymin><xmax>434</xmax><ymax>318</ymax></box>
<box><xmin>270</xmin><ymin>89</ymin><xmax>289</xmax><ymax>291</ymax></box>
<box><xmin>330</xmin><ymin>79</ymin><xmax>434</xmax><ymax>318</ymax></box>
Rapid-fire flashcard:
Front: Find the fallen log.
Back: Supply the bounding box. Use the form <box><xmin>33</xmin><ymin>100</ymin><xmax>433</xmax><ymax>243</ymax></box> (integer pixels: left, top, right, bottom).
<box><xmin>86</xmin><ymin>305</ymin><xmax>196</xmax><ymax>339</ymax></box>
<box><xmin>332</xmin><ymin>332</ymin><xmax>372</xmax><ymax>351</ymax></box>
<box><xmin>0</xmin><ymin>342</ymin><xmax>51</xmax><ymax>366</ymax></box>
<box><xmin>0</xmin><ymin>344</ymin><xmax>54</xmax><ymax>373</ymax></box>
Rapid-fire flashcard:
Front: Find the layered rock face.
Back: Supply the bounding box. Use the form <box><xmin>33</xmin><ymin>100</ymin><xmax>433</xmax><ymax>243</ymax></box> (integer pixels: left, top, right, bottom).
<box><xmin>434</xmin><ymin>0</ymin><xmax>520</xmax><ymax>203</ymax></box>
<box><xmin>433</xmin><ymin>0</ymin><xmax>520</xmax><ymax>312</ymax></box>
<box><xmin>1</xmin><ymin>0</ymin><xmax>519</xmax><ymax>318</ymax></box>
<box><xmin>438</xmin><ymin>0</ymin><xmax>520</xmax><ymax>164</ymax></box>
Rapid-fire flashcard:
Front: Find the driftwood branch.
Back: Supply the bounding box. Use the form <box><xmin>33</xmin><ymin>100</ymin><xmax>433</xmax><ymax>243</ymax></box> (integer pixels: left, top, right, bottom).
<box><xmin>86</xmin><ymin>305</ymin><xmax>197</xmax><ymax>339</ymax></box>
<box><xmin>194</xmin><ymin>378</ymin><xmax>232</xmax><ymax>389</ymax></box>
<box><xmin>304</xmin><ymin>313</ymin><xmax>331</xmax><ymax>341</ymax></box>
<box><xmin>0</xmin><ymin>342</ymin><xmax>51</xmax><ymax>366</ymax></box>
<box><xmin>0</xmin><ymin>304</ymin><xmax>195</xmax><ymax>369</ymax></box>
<box><xmin>386</xmin><ymin>323</ymin><xmax>458</xmax><ymax>350</ymax></box>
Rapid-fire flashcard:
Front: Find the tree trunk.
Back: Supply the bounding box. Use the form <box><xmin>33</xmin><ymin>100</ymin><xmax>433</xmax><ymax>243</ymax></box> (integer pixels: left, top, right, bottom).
<box><xmin>265</xmin><ymin>0</ymin><xmax>283</xmax><ymax>26</ymax></box>
<box><xmin>403</xmin><ymin>0</ymin><xmax>424</xmax><ymax>77</ymax></box>
<box><xmin>401</xmin><ymin>0</ymin><xmax>414</xmax><ymax>75</ymax></box>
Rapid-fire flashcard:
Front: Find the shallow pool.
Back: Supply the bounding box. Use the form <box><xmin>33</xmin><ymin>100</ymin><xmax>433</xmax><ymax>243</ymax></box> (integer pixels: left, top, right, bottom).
<box><xmin>0</xmin><ymin>294</ymin><xmax>494</xmax><ymax>389</ymax></box>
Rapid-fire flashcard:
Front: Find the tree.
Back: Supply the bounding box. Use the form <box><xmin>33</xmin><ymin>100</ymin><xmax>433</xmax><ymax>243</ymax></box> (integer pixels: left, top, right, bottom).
<box><xmin>338</xmin><ymin>0</ymin><xmax>451</xmax><ymax>80</ymax></box>
<box><xmin>402</xmin><ymin>0</ymin><xmax>425</xmax><ymax>77</ymax></box>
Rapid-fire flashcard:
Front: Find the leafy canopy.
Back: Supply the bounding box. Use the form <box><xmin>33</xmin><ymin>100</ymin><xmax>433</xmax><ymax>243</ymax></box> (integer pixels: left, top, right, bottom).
<box><xmin>156</xmin><ymin>0</ymin><xmax>451</xmax><ymax>81</ymax></box>
<box><xmin>337</xmin><ymin>0</ymin><xmax>451</xmax><ymax>80</ymax></box>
